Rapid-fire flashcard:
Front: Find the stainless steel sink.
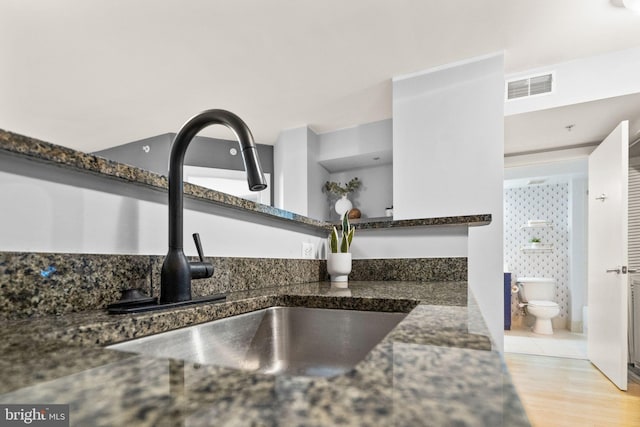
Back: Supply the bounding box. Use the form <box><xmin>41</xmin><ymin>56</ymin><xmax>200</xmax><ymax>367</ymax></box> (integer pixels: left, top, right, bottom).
<box><xmin>107</xmin><ymin>306</ymin><xmax>407</xmax><ymax>377</ymax></box>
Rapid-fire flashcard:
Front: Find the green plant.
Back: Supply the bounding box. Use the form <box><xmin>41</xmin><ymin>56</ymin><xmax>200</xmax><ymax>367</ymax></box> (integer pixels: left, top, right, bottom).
<box><xmin>323</xmin><ymin>177</ymin><xmax>361</xmax><ymax>197</ymax></box>
<box><xmin>530</xmin><ymin>237</ymin><xmax>541</xmax><ymax>243</ymax></box>
<box><xmin>329</xmin><ymin>210</ymin><xmax>355</xmax><ymax>253</ymax></box>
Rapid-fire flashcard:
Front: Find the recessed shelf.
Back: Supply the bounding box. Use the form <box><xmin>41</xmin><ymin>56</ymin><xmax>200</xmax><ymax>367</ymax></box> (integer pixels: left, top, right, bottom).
<box><xmin>520</xmin><ymin>244</ymin><xmax>554</xmax><ymax>253</ymax></box>
<box><xmin>520</xmin><ymin>224</ymin><xmax>553</xmax><ymax>230</ymax></box>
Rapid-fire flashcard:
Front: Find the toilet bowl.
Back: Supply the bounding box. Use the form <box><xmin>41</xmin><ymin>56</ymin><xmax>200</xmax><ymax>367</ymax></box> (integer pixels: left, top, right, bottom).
<box><xmin>516</xmin><ymin>277</ymin><xmax>559</xmax><ymax>335</ymax></box>
<box><xmin>526</xmin><ymin>300</ymin><xmax>560</xmax><ymax>335</ymax></box>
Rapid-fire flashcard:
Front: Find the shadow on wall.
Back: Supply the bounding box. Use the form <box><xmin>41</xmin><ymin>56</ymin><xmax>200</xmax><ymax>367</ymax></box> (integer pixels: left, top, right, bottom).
<box><xmin>117</xmin><ymin>197</ymin><xmax>140</xmax><ymax>253</ymax></box>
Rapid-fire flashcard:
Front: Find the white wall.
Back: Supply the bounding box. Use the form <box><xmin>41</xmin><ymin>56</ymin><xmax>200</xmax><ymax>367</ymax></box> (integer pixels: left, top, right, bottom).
<box><xmin>352</xmin><ymin>227</ymin><xmax>467</xmax><ymax>259</ymax></box>
<box><xmin>312</xmin><ymin>119</ymin><xmax>394</xmax><ymax>221</ymax></box>
<box><xmin>0</xmin><ymin>155</ymin><xmax>326</xmax><ymax>258</ymax></box>
<box><xmin>328</xmin><ymin>164</ymin><xmax>393</xmax><ymax>220</ymax></box>
<box><xmin>0</xmin><ymin>152</ymin><xmax>471</xmax><ymax>264</ymax></box>
<box><xmin>504</xmin><ymin>158</ymin><xmax>588</xmax><ymax>182</ymax></box>
<box><xmin>274</xmin><ymin>126</ymin><xmax>330</xmax><ymax>220</ymax></box>
<box><xmin>504</xmin><ymin>146</ymin><xmax>595</xmax><ymax>169</ymax></box>
<box><xmin>505</xmin><ymin>46</ymin><xmax>640</xmax><ymax>117</ymax></box>
<box><xmin>392</xmin><ymin>53</ymin><xmax>505</xmax><ymax>350</ymax></box>
<box><xmin>274</xmin><ymin>127</ymin><xmax>309</xmax><ymax>216</ymax></box>
<box><xmin>317</xmin><ymin>119</ymin><xmax>392</xmax><ymax>162</ymax></box>
<box><xmin>270</xmin><ymin>118</ymin><xmax>471</xmax><ymax>260</ymax></box>
<box><xmin>306</xmin><ymin>128</ymin><xmax>330</xmax><ymax>221</ymax></box>
<box><xmin>569</xmin><ymin>176</ymin><xmax>588</xmax><ymax>332</ymax></box>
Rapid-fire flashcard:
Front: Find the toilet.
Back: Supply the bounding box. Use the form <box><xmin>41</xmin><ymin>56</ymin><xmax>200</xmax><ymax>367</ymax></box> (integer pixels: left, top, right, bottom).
<box><xmin>516</xmin><ymin>277</ymin><xmax>560</xmax><ymax>335</ymax></box>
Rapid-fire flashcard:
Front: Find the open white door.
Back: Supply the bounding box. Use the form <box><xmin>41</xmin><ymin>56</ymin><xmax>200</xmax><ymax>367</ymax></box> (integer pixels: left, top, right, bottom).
<box><xmin>588</xmin><ymin>120</ymin><xmax>629</xmax><ymax>391</ymax></box>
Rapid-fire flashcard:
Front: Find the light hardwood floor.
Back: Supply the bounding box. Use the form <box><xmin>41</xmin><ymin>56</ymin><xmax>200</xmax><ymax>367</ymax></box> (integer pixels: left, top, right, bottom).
<box><xmin>505</xmin><ymin>353</ymin><xmax>640</xmax><ymax>427</ymax></box>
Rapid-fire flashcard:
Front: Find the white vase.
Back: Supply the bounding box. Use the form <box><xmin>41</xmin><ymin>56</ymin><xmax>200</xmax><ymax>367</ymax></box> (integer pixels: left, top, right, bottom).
<box><xmin>334</xmin><ymin>195</ymin><xmax>353</xmax><ymax>216</ymax></box>
<box><xmin>327</xmin><ymin>252</ymin><xmax>352</xmax><ymax>287</ymax></box>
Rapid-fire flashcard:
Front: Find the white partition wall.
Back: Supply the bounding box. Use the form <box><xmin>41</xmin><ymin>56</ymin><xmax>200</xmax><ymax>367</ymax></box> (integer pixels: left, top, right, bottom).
<box><xmin>392</xmin><ymin>53</ymin><xmax>505</xmax><ymax>350</ymax></box>
<box><xmin>274</xmin><ymin>127</ymin><xmax>309</xmax><ymax>216</ymax></box>
<box><xmin>274</xmin><ymin>126</ymin><xmax>329</xmax><ymax>219</ymax></box>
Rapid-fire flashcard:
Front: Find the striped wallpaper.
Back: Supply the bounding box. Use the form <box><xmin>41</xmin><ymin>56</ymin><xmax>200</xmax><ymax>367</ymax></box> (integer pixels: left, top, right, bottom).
<box><xmin>629</xmin><ymin>157</ymin><xmax>640</xmax><ymax>271</ymax></box>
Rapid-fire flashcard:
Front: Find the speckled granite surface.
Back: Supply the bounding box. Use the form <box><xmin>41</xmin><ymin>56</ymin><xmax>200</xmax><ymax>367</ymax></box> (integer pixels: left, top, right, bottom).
<box><xmin>1</xmin><ymin>251</ymin><xmax>468</xmax><ymax>318</ymax></box>
<box><xmin>349</xmin><ymin>214</ymin><xmax>492</xmax><ymax>229</ymax></box>
<box><xmin>0</xmin><ymin>128</ymin><xmax>491</xmax><ymax>233</ymax></box>
<box><xmin>0</xmin><ymin>282</ymin><xmax>530</xmax><ymax>426</ymax></box>
<box><xmin>0</xmin><ymin>252</ymin><xmax>152</xmax><ymax>318</ymax></box>
<box><xmin>351</xmin><ymin>257</ymin><xmax>467</xmax><ymax>282</ymax></box>
<box><xmin>0</xmin><ymin>252</ymin><xmax>325</xmax><ymax>319</ymax></box>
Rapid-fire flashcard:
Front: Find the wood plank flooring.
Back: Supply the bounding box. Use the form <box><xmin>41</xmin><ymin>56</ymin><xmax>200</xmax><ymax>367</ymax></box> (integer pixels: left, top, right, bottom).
<box><xmin>505</xmin><ymin>353</ymin><xmax>640</xmax><ymax>427</ymax></box>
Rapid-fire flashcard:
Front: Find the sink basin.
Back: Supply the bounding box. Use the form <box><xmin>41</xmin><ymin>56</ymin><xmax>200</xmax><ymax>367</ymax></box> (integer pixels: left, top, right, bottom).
<box><xmin>107</xmin><ymin>306</ymin><xmax>407</xmax><ymax>377</ymax></box>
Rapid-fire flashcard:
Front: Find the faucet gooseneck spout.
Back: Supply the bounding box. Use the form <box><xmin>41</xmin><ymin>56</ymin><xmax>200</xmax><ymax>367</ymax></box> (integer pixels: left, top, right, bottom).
<box><xmin>160</xmin><ymin>109</ymin><xmax>267</xmax><ymax>304</ymax></box>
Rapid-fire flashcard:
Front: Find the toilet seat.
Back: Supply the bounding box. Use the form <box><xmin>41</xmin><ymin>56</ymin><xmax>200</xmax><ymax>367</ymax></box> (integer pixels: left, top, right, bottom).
<box><xmin>528</xmin><ymin>300</ymin><xmax>558</xmax><ymax>308</ymax></box>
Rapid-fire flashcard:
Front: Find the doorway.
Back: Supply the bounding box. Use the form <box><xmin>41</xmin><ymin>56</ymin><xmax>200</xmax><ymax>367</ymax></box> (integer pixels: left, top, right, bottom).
<box><xmin>503</xmin><ymin>159</ymin><xmax>588</xmax><ymax>359</ymax></box>
<box><xmin>503</xmin><ymin>128</ymin><xmax>640</xmax><ymax>394</ymax></box>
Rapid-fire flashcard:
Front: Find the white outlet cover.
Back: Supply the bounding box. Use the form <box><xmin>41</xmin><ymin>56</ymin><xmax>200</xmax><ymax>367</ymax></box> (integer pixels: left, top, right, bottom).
<box><xmin>302</xmin><ymin>242</ymin><xmax>314</xmax><ymax>259</ymax></box>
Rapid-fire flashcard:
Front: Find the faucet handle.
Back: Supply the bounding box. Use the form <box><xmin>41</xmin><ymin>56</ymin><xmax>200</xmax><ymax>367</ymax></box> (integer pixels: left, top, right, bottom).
<box><xmin>192</xmin><ymin>233</ymin><xmax>206</xmax><ymax>262</ymax></box>
<box><xmin>191</xmin><ymin>233</ymin><xmax>214</xmax><ymax>279</ymax></box>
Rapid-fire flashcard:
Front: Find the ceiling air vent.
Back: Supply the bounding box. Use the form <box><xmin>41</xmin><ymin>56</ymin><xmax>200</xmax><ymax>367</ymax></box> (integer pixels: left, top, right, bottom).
<box><xmin>506</xmin><ymin>73</ymin><xmax>553</xmax><ymax>100</ymax></box>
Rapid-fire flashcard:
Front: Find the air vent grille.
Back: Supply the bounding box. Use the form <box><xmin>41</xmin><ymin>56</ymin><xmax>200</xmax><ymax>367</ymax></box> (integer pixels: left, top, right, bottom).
<box><xmin>507</xmin><ymin>73</ymin><xmax>553</xmax><ymax>100</ymax></box>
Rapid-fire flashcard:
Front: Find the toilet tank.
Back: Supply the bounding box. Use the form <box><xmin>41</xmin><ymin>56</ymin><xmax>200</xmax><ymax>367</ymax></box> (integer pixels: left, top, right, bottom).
<box><xmin>517</xmin><ymin>277</ymin><xmax>555</xmax><ymax>301</ymax></box>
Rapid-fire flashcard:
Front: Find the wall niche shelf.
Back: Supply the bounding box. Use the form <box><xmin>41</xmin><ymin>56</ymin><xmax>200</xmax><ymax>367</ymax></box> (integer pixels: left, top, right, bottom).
<box><xmin>520</xmin><ymin>244</ymin><xmax>554</xmax><ymax>254</ymax></box>
<box><xmin>520</xmin><ymin>224</ymin><xmax>553</xmax><ymax>230</ymax></box>
<box><xmin>520</xmin><ymin>219</ymin><xmax>554</xmax><ymax>252</ymax></box>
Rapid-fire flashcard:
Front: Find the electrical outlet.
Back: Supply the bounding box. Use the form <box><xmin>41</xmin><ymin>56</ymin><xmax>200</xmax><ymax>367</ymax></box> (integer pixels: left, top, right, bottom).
<box><xmin>302</xmin><ymin>242</ymin><xmax>314</xmax><ymax>259</ymax></box>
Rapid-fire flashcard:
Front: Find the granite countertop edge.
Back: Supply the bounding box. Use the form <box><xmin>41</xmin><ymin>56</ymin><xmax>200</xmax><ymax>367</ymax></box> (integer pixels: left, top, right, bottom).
<box><xmin>0</xmin><ymin>128</ymin><xmax>492</xmax><ymax>233</ymax></box>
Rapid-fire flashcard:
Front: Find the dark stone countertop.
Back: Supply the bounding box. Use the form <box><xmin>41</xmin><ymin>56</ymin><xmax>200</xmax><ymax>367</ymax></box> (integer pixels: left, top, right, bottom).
<box><xmin>0</xmin><ymin>281</ymin><xmax>529</xmax><ymax>426</ymax></box>
<box><xmin>0</xmin><ymin>128</ymin><xmax>491</xmax><ymax>234</ymax></box>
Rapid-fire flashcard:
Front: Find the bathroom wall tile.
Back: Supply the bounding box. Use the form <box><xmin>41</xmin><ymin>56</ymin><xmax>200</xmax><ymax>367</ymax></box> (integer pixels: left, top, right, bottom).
<box><xmin>504</xmin><ymin>183</ymin><xmax>569</xmax><ymax>328</ymax></box>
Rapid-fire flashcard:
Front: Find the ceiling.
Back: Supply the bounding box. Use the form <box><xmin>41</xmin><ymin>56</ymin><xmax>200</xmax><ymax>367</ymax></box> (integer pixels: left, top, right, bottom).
<box><xmin>505</xmin><ymin>92</ymin><xmax>640</xmax><ymax>156</ymax></box>
<box><xmin>2</xmin><ymin>0</ymin><xmax>640</xmax><ymax>154</ymax></box>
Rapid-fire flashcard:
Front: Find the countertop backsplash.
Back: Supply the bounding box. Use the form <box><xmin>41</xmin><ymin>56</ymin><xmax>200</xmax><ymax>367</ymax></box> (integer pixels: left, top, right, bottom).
<box><xmin>0</xmin><ymin>251</ymin><xmax>466</xmax><ymax>318</ymax></box>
